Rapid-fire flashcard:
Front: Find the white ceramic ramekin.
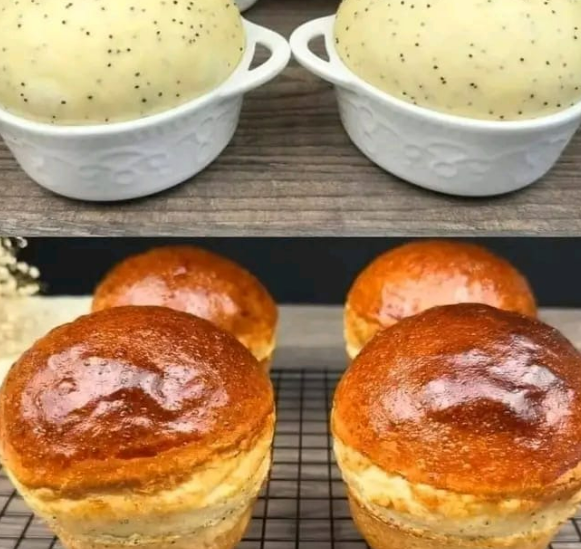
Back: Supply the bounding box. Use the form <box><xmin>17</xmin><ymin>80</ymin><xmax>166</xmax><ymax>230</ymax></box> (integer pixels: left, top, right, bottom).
<box><xmin>237</xmin><ymin>0</ymin><xmax>259</xmax><ymax>11</ymax></box>
<box><xmin>0</xmin><ymin>20</ymin><xmax>290</xmax><ymax>201</ymax></box>
<box><xmin>291</xmin><ymin>16</ymin><xmax>581</xmax><ymax>197</ymax></box>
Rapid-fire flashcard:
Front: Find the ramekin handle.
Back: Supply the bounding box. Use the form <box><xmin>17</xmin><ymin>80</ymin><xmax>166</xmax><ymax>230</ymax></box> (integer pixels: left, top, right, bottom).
<box><xmin>290</xmin><ymin>16</ymin><xmax>353</xmax><ymax>89</ymax></box>
<box><xmin>218</xmin><ymin>21</ymin><xmax>291</xmax><ymax>99</ymax></box>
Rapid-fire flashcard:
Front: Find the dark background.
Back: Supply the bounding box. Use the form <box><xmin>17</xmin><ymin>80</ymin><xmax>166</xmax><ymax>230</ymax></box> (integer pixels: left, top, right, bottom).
<box><xmin>20</xmin><ymin>238</ymin><xmax>581</xmax><ymax>307</ymax></box>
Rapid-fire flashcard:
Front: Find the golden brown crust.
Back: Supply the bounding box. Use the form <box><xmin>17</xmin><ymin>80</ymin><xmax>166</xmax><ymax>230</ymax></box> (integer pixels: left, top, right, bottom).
<box><xmin>345</xmin><ymin>240</ymin><xmax>537</xmax><ymax>353</ymax></box>
<box><xmin>91</xmin><ymin>246</ymin><xmax>277</xmax><ymax>360</ymax></box>
<box><xmin>347</xmin><ymin>492</ymin><xmax>556</xmax><ymax>549</ymax></box>
<box><xmin>333</xmin><ymin>304</ymin><xmax>581</xmax><ymax>498</ymax></box>
<box><xmin>344</xmin><ymin>303</ymin><xmax>384</xmax><ymax>359</ymax></box>
<box><xmin>0</xmin><ymin>306</ymin><xmax>274</xmax><ymax>495</ymax></box>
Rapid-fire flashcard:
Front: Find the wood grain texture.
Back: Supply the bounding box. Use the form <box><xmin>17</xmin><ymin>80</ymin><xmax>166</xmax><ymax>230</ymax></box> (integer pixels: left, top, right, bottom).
<box><xmin>2</xmin><ymin>0</ymin><xmax>581</xmax><ymax>236</ymax></box>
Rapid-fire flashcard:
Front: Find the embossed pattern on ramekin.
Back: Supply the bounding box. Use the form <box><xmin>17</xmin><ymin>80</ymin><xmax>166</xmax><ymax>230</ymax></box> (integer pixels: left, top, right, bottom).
<box><xmin>337</xmin><ymin>90</ymin><xmax>576</xmax><ymax>196</ymax></box>
<box><xmin>0</xmin><ymin>99</ymin><xmax>242</xmax><ymax>201</ymax></box>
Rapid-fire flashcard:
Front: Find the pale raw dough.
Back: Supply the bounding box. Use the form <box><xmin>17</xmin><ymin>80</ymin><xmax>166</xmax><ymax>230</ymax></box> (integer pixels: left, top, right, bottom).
<box><xmin>334</xmin><ymin>0</ymin><xmax>581</xmax><ymax>120</ymax></box>
<box><xmin>0</xmin><ymin>0</ymin><xmax>245</xmax><ymax>124</ymax></box>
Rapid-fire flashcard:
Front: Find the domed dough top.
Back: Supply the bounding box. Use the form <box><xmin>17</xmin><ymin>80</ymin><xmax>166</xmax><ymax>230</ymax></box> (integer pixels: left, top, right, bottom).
<box><xmin>0</xmin><ymin>0</ymin><xmax>245</xmax><ymax>124</ymax></box>
<box><xmin>334</xmin><ymin>0</ymin><xmax>581</xmax><ymax>121</ymax></box>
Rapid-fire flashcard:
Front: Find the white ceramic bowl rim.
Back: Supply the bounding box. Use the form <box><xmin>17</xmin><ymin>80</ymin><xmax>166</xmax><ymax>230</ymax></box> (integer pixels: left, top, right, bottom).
<box><xmin>290</xmin><ymin>15</ymin><xmax>581</xmax><ymax>132</ymax></box>
<box><xmin>0</xmin><ymin>18</ymin><xmax>290</xmax><ymax>137</ymax></box>
<box><xmin>236</xmin><ymin>0</ymin><xmax>259</xmax><ymax>11</ymax></box>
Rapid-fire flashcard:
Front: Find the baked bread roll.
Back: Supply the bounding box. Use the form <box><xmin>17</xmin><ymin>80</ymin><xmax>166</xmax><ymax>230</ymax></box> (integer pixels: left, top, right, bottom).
<box><xmin>0</xmin><ymin>306</ymin><xmax>275</xmax><ymax>549</ymax></box>
<box><xmin>92</xmin><ymin>246</ymin><xmax>277</xmax><ymax>371</ymax></box>
<box><xmin>333</xmin><ymin>304</ymin><xmax>581</xmax><ymax>549</ymax></box>
<box><xmin>345</xmin><ymin>240</ymin><xmax>536</xmax><ymax>358</ymax></box>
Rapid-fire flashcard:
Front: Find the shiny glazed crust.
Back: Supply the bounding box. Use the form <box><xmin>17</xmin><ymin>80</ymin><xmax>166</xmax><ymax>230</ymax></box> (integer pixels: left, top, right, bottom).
<box><xmin>344</xmin><ymin>240</ymin><xmax>537</xmax><ymax>357</ymax></box>
<box><xmin>0</xmin><ymin>306</ymin><xmax>274</xmax><ymax>495</ymax></box>
<box><xmin>92</xmin><ymin>246</ymin><xmax>277</xmax><ymax>365</ymax></box>
<box><xmin>348</xmin><ymin>493</ymin><xmax>556</xmax><ymax>549</ymax></box>
<box><xmin>334</xmin><ymin>304</ymin><xmax>581</xmax><ymax>498</ymax></box>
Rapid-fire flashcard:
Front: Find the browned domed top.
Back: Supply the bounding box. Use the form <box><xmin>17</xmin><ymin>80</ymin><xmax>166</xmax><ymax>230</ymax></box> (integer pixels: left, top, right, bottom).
<box><xmin>347</xmin><ymin>240</ymin><xmax>537</xmax><ymax>324</ymax></box>
<box><xmin>333</xmin><ymin>304</ymin><xmax>581</xmax><ymax>497</ymax></box>
<box><xmin>0</xmin><ymin>306</ymin><xmax>273</xmax><ymax>493</ymax></box>
<box><xmin>92</xmin><ymin>246</ymin><xmax>277</xmax><ymax>340</ymax></box>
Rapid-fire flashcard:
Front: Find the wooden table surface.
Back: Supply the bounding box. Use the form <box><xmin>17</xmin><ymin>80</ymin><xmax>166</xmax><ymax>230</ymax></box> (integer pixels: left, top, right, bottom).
<box><xmin>2</xmin><ymin>0</ymin><xmax>581</xmax><ymax>236</ymax></box>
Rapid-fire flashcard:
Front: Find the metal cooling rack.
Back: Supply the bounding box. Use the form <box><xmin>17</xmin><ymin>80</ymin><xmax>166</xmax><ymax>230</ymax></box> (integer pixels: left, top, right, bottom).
<box><xmin>0</xmin><ymin>369</ymin><xmax>580</xmax><ymax>549</ymax></box>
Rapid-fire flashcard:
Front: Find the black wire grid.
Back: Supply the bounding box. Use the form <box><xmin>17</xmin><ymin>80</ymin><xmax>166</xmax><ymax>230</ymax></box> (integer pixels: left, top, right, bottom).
<box><xmin>0</xmin><ymin>369</ymin><xmax>579</xmax><ymax>549</ymax></box>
